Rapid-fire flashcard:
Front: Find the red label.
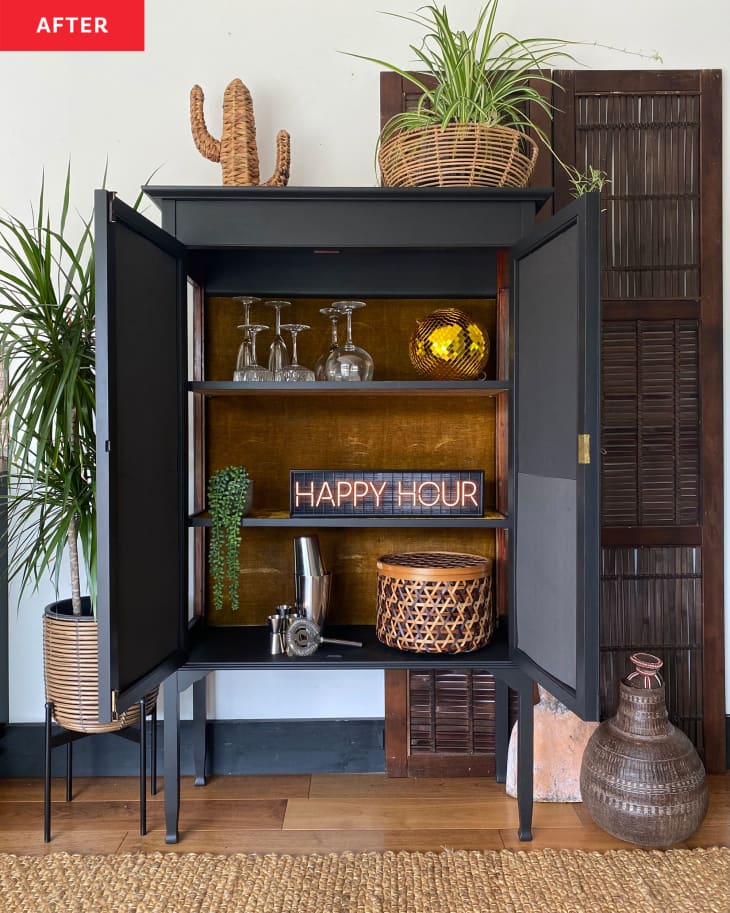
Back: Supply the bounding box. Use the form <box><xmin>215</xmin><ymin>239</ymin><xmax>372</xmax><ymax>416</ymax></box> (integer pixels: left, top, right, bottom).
<box><xmin>0</xmin><ymin>1</ymin><xmax>144</xmax><ymax>50</ymax></box>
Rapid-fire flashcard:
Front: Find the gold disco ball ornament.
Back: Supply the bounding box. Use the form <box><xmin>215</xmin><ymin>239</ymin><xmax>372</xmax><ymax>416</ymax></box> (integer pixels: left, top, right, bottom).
<box><xmin>409</xmin><ymin>308</ymin><xmax>490</xmax><ymax>380</ymax></box>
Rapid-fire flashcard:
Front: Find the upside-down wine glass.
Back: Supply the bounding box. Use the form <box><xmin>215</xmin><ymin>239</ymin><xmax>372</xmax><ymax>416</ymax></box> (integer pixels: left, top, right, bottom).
<box><xmin>313</xmin><ymin>307</ymin><xmax>341</xmax><ymax>381</ymax></box>
<box><xmin>279</xmin><ymin>324</ymin><xmax>316</xmax><ymax>382</ymax></box>
<box><xmin>232</xmin><ymin>296</ymin><xmax>261</xmax><ymax>380</ymax></box>
<box><xmin>233</xmin><ymin>325</ymin><xmax>274</xmax><ymax>381</ymax></box>
<box><xmin>265</xmin><ymin>300</ymin><xmax>292</xmax><ymax>377</ymax></box>
<box><xmin>324</xmin><ymin>301</ymin><xmax>374</xmax><ymax>382</ymax></box>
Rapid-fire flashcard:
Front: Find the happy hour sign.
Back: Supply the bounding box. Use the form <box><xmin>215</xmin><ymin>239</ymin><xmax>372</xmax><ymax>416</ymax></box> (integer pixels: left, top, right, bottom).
<box><xmin>290</xmin><ymin>470</ymin><xmax>484</xmax><ymax>518</ymax></box>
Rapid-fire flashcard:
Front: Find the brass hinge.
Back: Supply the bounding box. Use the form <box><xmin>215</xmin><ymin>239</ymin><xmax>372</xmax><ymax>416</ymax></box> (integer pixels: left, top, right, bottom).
<box><xmin>111</xmin><ymin>689</ymin><xmax>119</xmax><ymax>721</ymax></box>
<box><xmin>578</xmin><ymin>434</ymin><xmax>591</xmax><ymax>465</ymax></box>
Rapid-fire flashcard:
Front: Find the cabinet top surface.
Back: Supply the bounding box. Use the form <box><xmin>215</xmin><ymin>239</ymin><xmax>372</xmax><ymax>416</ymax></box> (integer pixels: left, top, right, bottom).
<box><xmin>144</xmin><ymin>185</ymin><xmax>553</xmax><ymax>206</ymax></box>
<box><xmin>142</xmin><ymin>185</ymin><xmax>553</xmax><ymax>251</ymax></box>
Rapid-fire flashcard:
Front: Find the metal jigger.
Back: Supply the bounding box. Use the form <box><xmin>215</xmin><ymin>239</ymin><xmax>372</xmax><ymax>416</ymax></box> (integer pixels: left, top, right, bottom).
<box><xmin>267</xmin><ymin>614</ymin><xmax>285</xmax><ymax>655</ymax></box>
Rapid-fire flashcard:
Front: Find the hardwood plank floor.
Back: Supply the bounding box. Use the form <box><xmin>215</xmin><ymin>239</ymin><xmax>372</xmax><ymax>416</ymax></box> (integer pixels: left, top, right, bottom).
<box><xmin>0</xmin><ymin>773</ymin><xmax>727</xmax><ymax>856</ymax></box>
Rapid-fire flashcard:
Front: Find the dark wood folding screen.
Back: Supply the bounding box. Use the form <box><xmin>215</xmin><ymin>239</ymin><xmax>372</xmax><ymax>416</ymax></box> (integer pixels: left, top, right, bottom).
<box><xmin>380</xmin><ymin>69</ymin><xmax>725</xmax><ymax>775</ymax></box>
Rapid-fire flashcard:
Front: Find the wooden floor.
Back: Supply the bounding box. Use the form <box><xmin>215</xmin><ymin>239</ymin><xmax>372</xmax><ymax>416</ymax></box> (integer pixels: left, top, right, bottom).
<box><xmin>0</xmin><ymin>773</ymin><xmax>727</xmax><ymax>856</ymax></box>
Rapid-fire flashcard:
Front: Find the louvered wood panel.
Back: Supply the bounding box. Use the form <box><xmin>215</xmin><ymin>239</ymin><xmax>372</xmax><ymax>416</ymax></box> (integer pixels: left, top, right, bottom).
<box><xmin>406</xmin><ymin>670</ymin><xmax>519</xmax><ymax>776</ymax></box>
<box><xmin>575</xmin><ymin>91</ymin><xmax>700</xmax><ymax>299</ymax></box>
<box><xmin>600</xmin><ymin>546</ymin><xmax>703</xmax><ymax>751</ymax></box>
<box><xmin>601</xmin><ymin>319</ymin><xmax>700</xmax><ymax>526</ymax></box>
<box><xmin>553</xmin><ymin>70</ymin><xmax>724</xmax><ymax>772</ymax></box>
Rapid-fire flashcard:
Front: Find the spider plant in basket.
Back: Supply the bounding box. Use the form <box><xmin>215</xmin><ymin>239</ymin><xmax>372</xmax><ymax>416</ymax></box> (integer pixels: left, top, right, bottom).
<box><xmin>0</xmin><ymin>168</ymin><xmax>153</xmax><ymax>735</ymax></box>
<box><xmin>349</xmin><ymin>1</ymin><xmax>577</xmax><ymax>188</ymax></box>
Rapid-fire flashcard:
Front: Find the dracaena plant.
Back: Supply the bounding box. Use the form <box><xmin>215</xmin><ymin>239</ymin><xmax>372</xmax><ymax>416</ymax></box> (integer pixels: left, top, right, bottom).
<box><xmin>348</xmin><ymin>1</ymin><xmax>577</xmax><ymax>146</ymax></box>
<box><xmin>0</xmin><ymin>166</ymin><xmax>147</xmax><ymax>616</ymax></box>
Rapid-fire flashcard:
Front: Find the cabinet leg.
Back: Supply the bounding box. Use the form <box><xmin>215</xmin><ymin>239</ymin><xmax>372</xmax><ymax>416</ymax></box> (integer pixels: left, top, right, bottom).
<box><xmin>44</xmin><ymin>702</ymin><xmax>52</xmax><ymax>843</ymax></box>
<box><xmin>138</xmin><ymin>698</ymin><xmax>146</xmax><ymax>836</ymax></box>
<box><xmin>495</xmin><ymin>679</ymin><xmax>509</xmax><ymax>784</ymax></box>
<box><xmin>516</xmin><ymin>678</ymin><xmax>534</xmax><ymax>841</ymax></box>
<box><xmin>65</xmin><ymin>741</ymin><xmax>73</xmax><ymax>802</ymax></box>
<box><xmin>193</xmin><ymin>676</ymin><xmax>207</xmax><ymax>787</ymax></box>
<box><xmin>163</xmin><ymin>673</ymin><xmax>181</xmax><ymax>844</ymax></box>
<box><xmin>150</xmin><ymin>704</ymin><xmax>158</xmax><ymax>795</ymax></box>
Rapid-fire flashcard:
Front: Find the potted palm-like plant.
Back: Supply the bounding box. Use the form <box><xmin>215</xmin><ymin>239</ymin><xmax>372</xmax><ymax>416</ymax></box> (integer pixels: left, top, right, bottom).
<box><xmin>0</xmin><ymin>169</ymin><xmax>150</xmax><ymax>735</ymax></box>
<box><xmin>351</xmin><ymin>1</ymin><xmax>575</xmax><ymax>188</ymax></box>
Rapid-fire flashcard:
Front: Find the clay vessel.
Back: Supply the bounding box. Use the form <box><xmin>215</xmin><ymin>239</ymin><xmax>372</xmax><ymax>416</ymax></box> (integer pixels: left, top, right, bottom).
<box><xmin>580</xmin><ymin>653</ymin><xmax>707</xmax><ymax>846</ymax></box>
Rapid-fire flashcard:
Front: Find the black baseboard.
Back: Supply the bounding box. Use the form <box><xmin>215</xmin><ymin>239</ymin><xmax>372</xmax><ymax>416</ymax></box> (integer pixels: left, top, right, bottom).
<box><xmin>0</xmin><ymin>719</ymin><xmax>385</xmax><ymax>778</ymax></box>
<box><xmin>726</xmin><ymin>715</ymin><xmax>730</xmax><ymax>769</ymax></box>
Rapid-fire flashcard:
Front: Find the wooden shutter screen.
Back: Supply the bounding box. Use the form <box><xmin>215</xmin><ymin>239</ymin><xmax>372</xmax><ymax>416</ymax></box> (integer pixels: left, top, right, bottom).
<box><xmin>553</xmin><ymin>69</ymin><xmax>724</xmax><ymax>772</ymax></box>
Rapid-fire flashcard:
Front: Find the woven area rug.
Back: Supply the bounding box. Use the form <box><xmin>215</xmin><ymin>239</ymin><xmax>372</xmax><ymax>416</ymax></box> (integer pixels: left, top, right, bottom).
<box><xmin>0</xmin><ymin>848</ymin><xmax>728</xmax><ymax>913</ymax></box>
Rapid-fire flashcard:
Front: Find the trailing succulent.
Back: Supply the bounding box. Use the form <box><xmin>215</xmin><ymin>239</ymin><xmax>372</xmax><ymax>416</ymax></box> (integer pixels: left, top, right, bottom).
<box><xmin>208</xmin><ymin>466</ymin><xmax>251</xmax><ymax>612</ymax></box>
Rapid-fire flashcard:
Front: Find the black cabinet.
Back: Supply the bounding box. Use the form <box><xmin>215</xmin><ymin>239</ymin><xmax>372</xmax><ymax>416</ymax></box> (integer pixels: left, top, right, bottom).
<box><xmin>94</xmin><ymin>186</ymin><xmax>600</xmax><ymax>842</ymax></box>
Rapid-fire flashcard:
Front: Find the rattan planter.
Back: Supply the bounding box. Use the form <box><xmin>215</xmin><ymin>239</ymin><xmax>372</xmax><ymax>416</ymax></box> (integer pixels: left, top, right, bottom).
<box><xmin>378</xmin><ymin>123</ymin><xmax>538</xmax><ymax>188</ymax></box>
<box><xmin>376</xmin><ymin>551</ymin><xmax>494</xmax><ymax>653</ymax></box>
<box><xmin>43</xmin><ymin>598</ymin><xmax>157</xmax><ymax>734</ymax></box>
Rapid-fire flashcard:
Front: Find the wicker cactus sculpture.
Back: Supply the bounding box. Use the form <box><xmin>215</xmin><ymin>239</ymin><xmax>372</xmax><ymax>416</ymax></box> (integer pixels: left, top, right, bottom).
<box><xmin>190</xmin><ymin>78</ymin><xmax>290</xmax><ymax>186</ymax></box>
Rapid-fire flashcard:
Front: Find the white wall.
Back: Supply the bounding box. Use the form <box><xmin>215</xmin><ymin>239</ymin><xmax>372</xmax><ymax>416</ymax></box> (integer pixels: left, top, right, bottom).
<box><xmin>2</xmin><ymin>0</ymin><xmax>729</xmax><ymax>722</ymax></box>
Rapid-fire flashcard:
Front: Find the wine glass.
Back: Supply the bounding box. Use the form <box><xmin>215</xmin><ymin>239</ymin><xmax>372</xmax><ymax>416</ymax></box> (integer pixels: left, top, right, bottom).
<box><xmin>278</xmin><ymin>325</ymin><xmax>316</xmax><ymax>382</ymax></box>
<box><xmin>324</xmin><ymin>301</ymin><xmax>374</xmax><ymax>382</ymax></box>
<box><xmin>313</xmin><ymin>307</ymin><xmax>341</xmax><ymax>381</ymax></box>
<box><xmin>232</xmin><ymin>296</ymin><xmax>261</xmax><ymax>379</ymax></box>
<box><xmin>233</xmin><ymin>325</ymin><xmax>274</xmax><ymax>381</ymax></box>
<box><xmin>265</xmin><ymin>300</ymin><xmax>292</xmax><ymax>376</ymax></box>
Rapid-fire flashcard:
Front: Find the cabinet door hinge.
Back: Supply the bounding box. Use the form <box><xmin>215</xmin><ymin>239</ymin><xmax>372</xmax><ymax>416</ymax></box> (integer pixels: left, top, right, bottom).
<box><xmin>578</xmin><ymin>434</ymin><xmax>591</xmax><ymax>465</ymax></box>
<box><xmin>111</xmin><ymin>689</ymin><xmax>119</xmax><ymax>721</ymax></box>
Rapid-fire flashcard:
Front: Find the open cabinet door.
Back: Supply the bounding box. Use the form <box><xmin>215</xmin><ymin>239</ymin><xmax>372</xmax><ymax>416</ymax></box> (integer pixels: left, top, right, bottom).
<box><xmin>511</xmin><ymin>193</ymin><xmax>601</xmax><ymax>720</ymax></box>
<box><xmin>95</xmin><ymin>191</ymin><xmax>188</xmax><ymax>722</ymax></box>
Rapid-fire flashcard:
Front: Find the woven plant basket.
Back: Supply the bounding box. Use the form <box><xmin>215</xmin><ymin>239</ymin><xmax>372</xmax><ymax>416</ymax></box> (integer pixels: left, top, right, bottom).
<box><xmin>378</xmin><ymin>123</ymin><xmax>538</xmax><ymax>188</ymax></box>
<box><xmin>376</xmin><ymin>551</ymin><xmax>494</xmax><ymax>653</ymax></box>
<box><xmin>43</xmin><ymin>598</ymin><xmax>157</xmax><ymax>734</ymax></box>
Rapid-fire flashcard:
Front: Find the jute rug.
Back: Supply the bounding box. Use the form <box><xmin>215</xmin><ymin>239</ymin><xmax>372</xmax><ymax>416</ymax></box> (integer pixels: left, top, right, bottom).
<box><xmin>0</xmin><ymin>848</ymin><xmax>727</xmax><ymax>913</ymax></box>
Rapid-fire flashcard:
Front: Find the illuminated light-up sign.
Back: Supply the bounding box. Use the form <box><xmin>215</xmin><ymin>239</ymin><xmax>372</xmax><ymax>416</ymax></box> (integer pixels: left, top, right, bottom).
<box><xmin>290</xmin><ymin>470</ymin><xmax>484</xmax><ymax>518</ymax></box>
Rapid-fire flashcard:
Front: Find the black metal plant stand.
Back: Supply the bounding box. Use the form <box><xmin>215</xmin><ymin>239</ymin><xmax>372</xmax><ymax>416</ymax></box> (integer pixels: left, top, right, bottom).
<box><xmin>43</xmin><ymin>697</ymin><xmax>158</xmax><ymax>843</ymax></box>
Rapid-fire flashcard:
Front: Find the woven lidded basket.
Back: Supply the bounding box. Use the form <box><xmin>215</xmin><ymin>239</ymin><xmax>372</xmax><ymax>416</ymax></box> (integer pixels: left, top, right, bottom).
<box><xmin>376</xmin><ymin>551</ymin><xmax>494</xmax><ymax>653</ymax></box>
<box><xmin>378</xmin><ymin>123</ymin><xmax>538</xmax><ymax>189</ymax></box>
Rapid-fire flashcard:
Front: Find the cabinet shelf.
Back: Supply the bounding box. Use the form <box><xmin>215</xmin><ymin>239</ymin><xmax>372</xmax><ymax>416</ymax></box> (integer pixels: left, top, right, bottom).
<box><xmin>190</xmin><ymin>380</ymin><xmax>510</xmax><ymax>397</ymax></box>
<box><xmin>186</xmin><ymin>622</ymin><xmax>511</xmax><ymax>671</ymax></box>
<box><xmin>189</xmin><ymin>509</ymin><xmax>509</xmax><ymax>529</ymax></box>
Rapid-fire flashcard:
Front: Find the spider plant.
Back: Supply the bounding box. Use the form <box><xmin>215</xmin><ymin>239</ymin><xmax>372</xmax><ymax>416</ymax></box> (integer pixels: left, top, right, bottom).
<box><xmin>567</xmin><ymin>164</ymin><xmax>610</xmax><ymax>198</ymax></box>
<box><xmin>0</xmin><ymin>167</ymin><xmax>147</xmax><ymax>616</ymax></box>
<box><xmin>349</xmin><ymin>2</ymin><xmax>577</xmax><ymax>145</ymax></box>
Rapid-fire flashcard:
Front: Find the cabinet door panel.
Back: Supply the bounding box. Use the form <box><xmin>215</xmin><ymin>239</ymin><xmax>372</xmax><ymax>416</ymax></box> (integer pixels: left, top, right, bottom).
<box><xmin>511</xmin><ymin>193</ymin><xmax>600</xmax><ymax>720</ymax></box>
<box><xmin>95</xmin><ymin>191</ymin><xmax>188</xmax><ymax>721</ymax></box>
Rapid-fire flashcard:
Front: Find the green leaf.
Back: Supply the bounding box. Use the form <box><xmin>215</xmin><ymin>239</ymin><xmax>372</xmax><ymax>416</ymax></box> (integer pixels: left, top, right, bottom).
<box><xmin>0</xmin><ymin>165</ymin><xmax>155</xmax><ymax>614</ymax></box>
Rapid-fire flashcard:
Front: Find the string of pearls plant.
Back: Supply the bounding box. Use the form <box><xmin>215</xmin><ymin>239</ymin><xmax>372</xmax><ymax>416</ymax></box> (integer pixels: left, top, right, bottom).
<box><xmin>208</xmin><ymin>466</ymin><xmax>251</xmax><ymax>612</ymax></box>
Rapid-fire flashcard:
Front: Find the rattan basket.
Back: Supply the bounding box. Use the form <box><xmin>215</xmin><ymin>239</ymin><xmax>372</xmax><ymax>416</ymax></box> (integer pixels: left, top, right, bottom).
<box><xmin>378</xmin><ymin>123</ymin><xmax>538</xmax><ymax>188</ymax></box>
<box><xmin>376</xmin><ymin>551</ymin><xmax>494</xmax><ymax>653</ymax></box>
<box><xmin>43</xmin><ymin>601</ymin><xmax>157</xmax><ymax>734</ymax></box>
